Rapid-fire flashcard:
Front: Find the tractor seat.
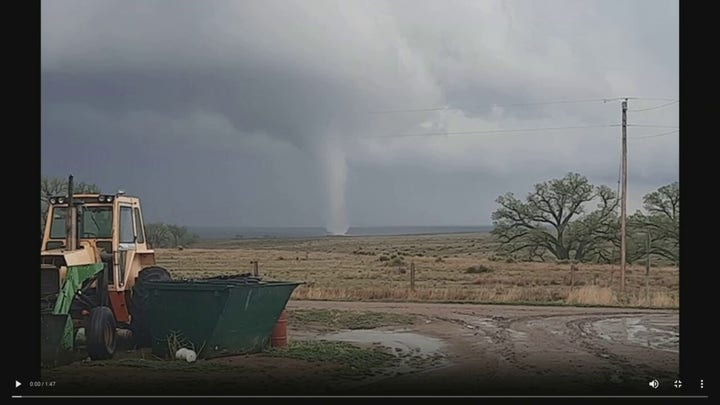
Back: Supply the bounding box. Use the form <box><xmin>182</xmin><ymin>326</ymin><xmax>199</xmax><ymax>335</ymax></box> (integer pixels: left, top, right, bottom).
<box><xmin>99</xmin><ymin>250</ymin><xmax>114</xmax><ymax>283</ymax></box>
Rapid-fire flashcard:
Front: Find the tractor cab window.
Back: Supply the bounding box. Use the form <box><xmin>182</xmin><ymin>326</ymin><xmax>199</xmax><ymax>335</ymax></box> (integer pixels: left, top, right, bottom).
<box><xmin>49</xmin><ymin>207</ymin><xmax>68</xmax><ymax>239</ymax></box>
<box><xmin>80</xmin><ymin>207</ymin><xmax>113</xmax><ymax>239</ymax></box>
<box><xmin>119</xmin><ymin>206</ymin><xmax>135</xmax><ymax>243</ymax></box>
<box><xmin>49</xmin><ymin>206</ymin><xmax>113</xmax><ymax>239</ymax></box>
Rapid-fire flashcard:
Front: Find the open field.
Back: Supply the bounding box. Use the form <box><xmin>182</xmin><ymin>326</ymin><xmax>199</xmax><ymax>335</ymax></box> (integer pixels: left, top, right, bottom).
<box><xmin>156</xmin><ymin>233</ymin><xmax>679</xmax><ymax>308</ymax></box>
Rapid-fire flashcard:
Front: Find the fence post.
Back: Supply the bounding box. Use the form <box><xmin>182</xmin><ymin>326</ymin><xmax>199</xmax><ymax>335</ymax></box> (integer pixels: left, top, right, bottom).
<box><xmin>410</xmin><ymin>262</ymin><xmax>416</xmax><ymax>292</ymax></box>
<box><xmin>252</xmin><ymin>260</ymin><xmax>259</xmax><ymax>276</ymax></box>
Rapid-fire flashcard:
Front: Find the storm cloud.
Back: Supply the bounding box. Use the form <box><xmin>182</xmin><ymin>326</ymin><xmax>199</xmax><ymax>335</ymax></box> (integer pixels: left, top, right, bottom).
<box><xmin>41</xmin><ymin>0</ymin><xmax>679</xmax><ymax>229</ymax></box>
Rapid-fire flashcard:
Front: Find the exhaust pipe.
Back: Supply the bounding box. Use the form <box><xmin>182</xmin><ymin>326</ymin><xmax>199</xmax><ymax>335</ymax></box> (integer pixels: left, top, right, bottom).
<box><xmin>65</xmin><ymin>175</ymin><xmax>76</xmax><ymax>251</ymax></box>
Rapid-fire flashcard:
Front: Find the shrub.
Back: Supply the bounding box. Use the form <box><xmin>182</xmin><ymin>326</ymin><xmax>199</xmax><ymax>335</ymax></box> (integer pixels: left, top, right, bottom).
<box><xmin>465</xmin><ymin>265</ymin><xmax>493</xmax><ymax>274</ymax></box>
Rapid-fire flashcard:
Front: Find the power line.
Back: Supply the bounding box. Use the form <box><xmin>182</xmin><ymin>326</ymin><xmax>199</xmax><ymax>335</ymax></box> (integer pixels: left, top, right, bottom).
<box><xmin>369</xmin><ymin>96</ymin><xmax>676</xmax><ymax>114</ymax></box>
<box><xmin>628</xmin><ymin>100</ymin><xmax>679</xmax><ymax>112</ymax></box>
<box><xmin>628</xmin><ymin>124</ymin><xmax>679</xmax><ymax>129</ymax></box>
<box><xmin>629</xmin><ymin>130</ymin><xmax>679</xmax><ymax>140</ymax></box>
<box><xmin>368</xmin><ymin>97</ymin><xmax>625</xmax><ymax>114</ymax></box>
<box><xmin>370</xmin><ymin>123</ymin><xmax>620</xmax><ymax>138</ymax></box>
<box><xmin>624</xmin><ymin>97</ymin><xmax>678</xmax><ymax>102</ymax></box>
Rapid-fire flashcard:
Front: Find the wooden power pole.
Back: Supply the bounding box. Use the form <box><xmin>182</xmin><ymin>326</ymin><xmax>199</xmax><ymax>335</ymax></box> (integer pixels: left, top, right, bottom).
<box><xmin>620</xmin><ymin>98</ymin><xmax>628</xmax><ymax>292</ymax></box>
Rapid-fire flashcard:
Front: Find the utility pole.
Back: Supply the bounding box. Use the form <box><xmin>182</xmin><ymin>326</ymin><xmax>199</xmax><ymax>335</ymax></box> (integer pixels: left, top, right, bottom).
<box><xmin>620</xmin><ymin>98</ymin><xmax>628</xmax><ymax>292</ymax></box>
<box><xmin>645</xmin><ymin>232</ymin><xmax>651</xmax><ymax>297</ymax></box>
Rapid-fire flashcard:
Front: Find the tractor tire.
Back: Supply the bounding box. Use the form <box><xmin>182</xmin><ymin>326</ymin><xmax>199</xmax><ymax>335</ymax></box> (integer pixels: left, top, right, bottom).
<box><xmin>129</xmin><ymin>266</ymin><xmax>171</xmax><ymax>348</ymax></box>
<box><xmin>86</xmin><ymin>306</ymin><xmax>117</xmax><ymax>360</ymax></box>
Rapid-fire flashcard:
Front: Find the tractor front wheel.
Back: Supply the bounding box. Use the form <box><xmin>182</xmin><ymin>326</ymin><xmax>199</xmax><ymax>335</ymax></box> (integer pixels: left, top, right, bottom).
<box><xmin>86</xmin><ymin>306</ymin><xmax>116</xmax><ymax>360</ymax></box>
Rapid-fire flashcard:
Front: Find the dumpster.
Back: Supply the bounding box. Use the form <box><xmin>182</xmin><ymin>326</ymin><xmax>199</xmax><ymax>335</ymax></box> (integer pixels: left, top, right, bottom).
<box><xmin>144</xmin><ymin>276</ymin><xmax>300</xmax><ymax>359</ymax></box>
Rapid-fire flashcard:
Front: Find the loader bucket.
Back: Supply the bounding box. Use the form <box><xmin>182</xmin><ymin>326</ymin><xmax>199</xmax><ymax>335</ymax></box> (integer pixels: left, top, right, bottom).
<box><xmin>40</xmin><ymin>263</ymin><xmax>105</xmax><ymax>367</ymax></box>
<box><xmin>40</xmin><ymin>314</ymin><xmax>75</xmax><ymax>367</ymax></box>
<box><xmin>144</xmin><ymin>277</ymin><xmax>300</xmax><ymax>359</ymax></box>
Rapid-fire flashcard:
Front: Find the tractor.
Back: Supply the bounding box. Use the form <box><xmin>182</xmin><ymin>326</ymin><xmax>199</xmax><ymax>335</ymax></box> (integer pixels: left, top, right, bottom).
<box><xmin>40</xmin><ymin>175</ymin><xmax>171</xmax><ymax>366</ymax></box>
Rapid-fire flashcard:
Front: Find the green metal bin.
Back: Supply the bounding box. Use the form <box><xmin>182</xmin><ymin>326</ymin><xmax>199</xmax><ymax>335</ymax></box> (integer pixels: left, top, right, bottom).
<box><xmin>144</xmin><ymin>279</ymin><xmax>300</xmax><ymax>359</ymax></box>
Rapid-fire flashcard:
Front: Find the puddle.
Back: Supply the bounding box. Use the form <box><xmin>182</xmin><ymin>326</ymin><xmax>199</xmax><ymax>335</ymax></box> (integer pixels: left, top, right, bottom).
<box><xmin>507</xmin><ymin>329</ymin><xmax>528</xmax><ymax>340</ymax></box>
<box><xmin>320</xmin><ymin>329</ymin><xmax>450</xmax><ymax>379</ymax></box>
<box><xmin>474</xmin><ymin>319</ymin><xmax>497</xmax><ymax>329</ymax></box>
<box><xmin>323</xmin><ymin>330</ymin><xmax>444</xmax><ymax>356</ymax></box>
<box><xmin>592</xmin><ymin>317</ymin><xmax>678</xmax><ymax>353</ymax></box>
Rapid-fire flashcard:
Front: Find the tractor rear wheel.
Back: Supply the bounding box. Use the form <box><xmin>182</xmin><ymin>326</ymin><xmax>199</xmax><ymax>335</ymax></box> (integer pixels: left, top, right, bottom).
<box><xmin>86</xmin><ymin>306</ymin><xmax>116</xmax><ymax>360</ymax></box>
<box><xmin>129</xmin><ymin>266</ymin><xmax>171</xmax><ymax>347</ymax></box>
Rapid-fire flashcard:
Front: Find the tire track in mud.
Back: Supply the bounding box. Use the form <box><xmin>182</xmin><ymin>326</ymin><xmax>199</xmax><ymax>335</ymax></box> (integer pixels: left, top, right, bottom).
<box><xmin>288</xmin><ymin>301</ymin><xmax>678</xmax><ymax>393</ymax></box>
<box><xmin>564</xmin><ymin>315</ymin><xmax>678</xmax><ymax>384</ymax></box>
<box><xmin>442</xmin><ymin>310</ymin><xmax>671</xmax><ymax>373</ymax></box>
<box><xmin>472</xmin><ymin>311</ymin><xmax>675</xmax><ymax>380</ymax></box>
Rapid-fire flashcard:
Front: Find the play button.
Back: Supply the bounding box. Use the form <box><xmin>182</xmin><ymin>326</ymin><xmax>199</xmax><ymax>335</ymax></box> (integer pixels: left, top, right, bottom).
<box><xmin>15</xmin><ymin>380</ymin><xmax>21</xmax><ymax>388</ymax></box>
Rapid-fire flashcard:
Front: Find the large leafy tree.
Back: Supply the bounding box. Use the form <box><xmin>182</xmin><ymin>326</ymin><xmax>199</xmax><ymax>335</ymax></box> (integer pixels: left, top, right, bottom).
<box><xmin>491</xmin><ymin>172</ymin><xmax>619</xmax><ymax>262</ymax></box>
<box><xmin>628</xmin><ymin>182</ymin><xmax>679</xmax><ymax>264</ymax></box>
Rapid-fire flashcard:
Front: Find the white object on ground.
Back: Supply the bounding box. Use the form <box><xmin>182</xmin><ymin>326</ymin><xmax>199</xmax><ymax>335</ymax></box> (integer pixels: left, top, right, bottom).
<box><xmin>175</xmin><ymin>348</ymin><xmax>189</xmax><ymax>360</ymax></box>
<box><xmin>185</xmin><ymin>350</ymin><xmax>197</xmax><ymax>363</ymax></box>
<box><xmin>175</xmin><ymin>348</ymin><xmax>197</xmax><ymax>363</ymax></box>
<box><xmin>75</xmin><ymin>328</ymin><xmax>86</xmax><ymax>345</ymax></box>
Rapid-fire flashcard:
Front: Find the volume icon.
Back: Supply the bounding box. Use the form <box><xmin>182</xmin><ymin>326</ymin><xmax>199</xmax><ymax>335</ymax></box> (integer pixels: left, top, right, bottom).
<box><xmin>649</xmin><ymin>379</ymin><xmax>659</xmax><ymax>389</ymax></box>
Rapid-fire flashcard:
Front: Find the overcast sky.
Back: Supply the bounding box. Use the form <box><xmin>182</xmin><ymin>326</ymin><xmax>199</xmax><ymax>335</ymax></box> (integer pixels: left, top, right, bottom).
<box><xmin>41</xmin><ymin>0</ymin><xmax>679</xmax><ymax>230</ymax></box>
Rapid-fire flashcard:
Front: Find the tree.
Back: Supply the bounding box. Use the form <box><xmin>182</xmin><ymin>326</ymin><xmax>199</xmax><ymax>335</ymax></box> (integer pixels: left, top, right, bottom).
<box><xmin>41</xmin><ymin>176</ymin><xmax>100</xmax><ymax>238</ymax></box>
<box><xmin>628</xmin><ymin>182</ymin><xmax>679</xmax><ymax>264</ymax></box>
<box><xmin>144</xmin><ymin>223</ymin><xmax>198</xmax><ymax>248</ymax></box>
<box><xmin>491</xmin><ymin>173</ymin><xmax>619</xmax><ymax>262</ymax></box>
<box><xmin>145</xmin><ymin>222</ymin><xmax>171</xmax><ymax>248</ymax></box>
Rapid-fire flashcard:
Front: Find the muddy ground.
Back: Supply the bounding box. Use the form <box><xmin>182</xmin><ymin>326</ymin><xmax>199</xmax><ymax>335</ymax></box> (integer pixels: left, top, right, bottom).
<box><xmin>289</xmin><ymin>301</ymin><xmax>678</xmax><ymax>395</ymax></box>
<box><xmin>40</xmin><ymin>301</ymin><xmax>678</xmax><ymax>396</ymax></box>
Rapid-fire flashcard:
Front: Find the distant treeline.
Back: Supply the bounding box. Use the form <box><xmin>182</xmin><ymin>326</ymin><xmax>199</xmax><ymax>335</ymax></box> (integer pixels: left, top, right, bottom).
<box><xmin>144</xmin><ymin>223</ymin><xmax>199</xmax><ymax>248</ymax></box>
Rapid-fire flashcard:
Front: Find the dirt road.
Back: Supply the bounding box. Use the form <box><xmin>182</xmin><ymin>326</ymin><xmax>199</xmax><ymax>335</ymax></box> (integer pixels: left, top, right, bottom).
<box><xmin>288</xmin><ymin>300</ymin><xmax>679</xmax><ymax>395</ymax></box>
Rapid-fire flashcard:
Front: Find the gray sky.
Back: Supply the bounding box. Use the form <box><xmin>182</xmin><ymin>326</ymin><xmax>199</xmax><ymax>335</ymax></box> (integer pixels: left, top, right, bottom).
<box><xmin>41</xmin><ymin>0</ymin><xmax>679</xmax><ymax>230</ymax></box>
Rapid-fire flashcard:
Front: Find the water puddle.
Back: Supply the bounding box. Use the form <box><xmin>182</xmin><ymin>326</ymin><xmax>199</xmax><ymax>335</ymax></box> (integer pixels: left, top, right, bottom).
<box><xmin>319</xmin><ymin>329</ymin><xmax>450</xmax><ymax>380</ymax></box>
<box><xmin>592</xmin><ymin>317</ymin><xmax>678</xmax><ymax>353</ymax></box>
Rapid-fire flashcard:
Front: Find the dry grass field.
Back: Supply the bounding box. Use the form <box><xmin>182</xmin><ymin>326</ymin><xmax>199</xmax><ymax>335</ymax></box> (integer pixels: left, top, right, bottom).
<box><xmin>155</xmin><ymin>233</ymin><xmax>678</xmax><ymax>308</ymax></box>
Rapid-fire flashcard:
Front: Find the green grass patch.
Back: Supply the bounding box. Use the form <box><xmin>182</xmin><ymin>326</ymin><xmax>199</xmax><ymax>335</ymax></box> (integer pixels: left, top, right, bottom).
<box><xmin>289</xmin><ymin>309</ymin><xmax>416</xmax><ymax>330</ymax></box>
<box><xmin>41</xmin><ymin>356</ymin><xmax>247</xmax><ymax>377</ymax></box>
<box><xmin>263</xmin><ymin>340</ymin><xmax>395</xmax><ymax>378</ymax></box>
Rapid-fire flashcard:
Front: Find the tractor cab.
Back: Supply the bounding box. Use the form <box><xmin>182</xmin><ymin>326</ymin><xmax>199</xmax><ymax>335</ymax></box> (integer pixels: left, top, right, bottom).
<box><xmin>41</xmin><ymin>192</ymin><xmax>156</xmax><ymax>292</ymax></box>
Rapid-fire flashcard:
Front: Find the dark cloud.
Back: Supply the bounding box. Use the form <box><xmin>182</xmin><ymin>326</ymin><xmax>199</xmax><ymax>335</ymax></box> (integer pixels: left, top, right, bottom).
<box><xmin>42</xmin><ymin>0</ymin><xmax>678</xmax><ymax>228</ymax></box>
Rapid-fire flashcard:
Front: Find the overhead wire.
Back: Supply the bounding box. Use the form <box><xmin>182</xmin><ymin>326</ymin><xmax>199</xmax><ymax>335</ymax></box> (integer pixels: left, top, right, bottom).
<box><xmin>628</xmin><ymin>100</ymin><xmax>679</xmax><ymax>112</ymax></box>
<box><xmin>628</xmin><ymin>130</ymin><xmax>679</xmax><ymax>140</ymax></box>
<box><xmin>368</xmin><ymin>96</ymin><xmax>677</xmax><ymax>114</ymax></box>
<box><xmin>370</xmin><ymin>123</ymin><xmax>621</xmax><ymax>138</ymax></box>
<box><xmin>628</xmin><ymin>124</ymin><xmax>679</xmax><ymax>129</ymax></box>
<box><xmin>368</xmin><ymin>97</ymin><xmax>625</xmax><ymax>114</ymax></box>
